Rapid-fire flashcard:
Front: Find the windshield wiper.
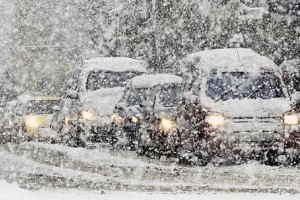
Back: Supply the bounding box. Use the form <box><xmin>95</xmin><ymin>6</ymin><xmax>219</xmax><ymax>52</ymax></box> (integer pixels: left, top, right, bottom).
<box><xmin>244</xmin><ymin>82</ymin><xmax>266</xmax><ymax>99</ymax></box>
<box><xmin>214</xmin><ymin>83</ymin><xmax>243</xmax><ymax>102</ymax></box>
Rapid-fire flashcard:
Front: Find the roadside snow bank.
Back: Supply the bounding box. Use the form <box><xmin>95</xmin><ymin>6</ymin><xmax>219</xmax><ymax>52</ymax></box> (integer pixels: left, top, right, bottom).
<box><xmin>1</xmin><ymin>180</ymin><xmax>300</xmax><ymax>200</ymax></box>
<box><xmin>0</xmin><ymin>180</ymin><xmax>34</xmax><ymax>200</ymax></box>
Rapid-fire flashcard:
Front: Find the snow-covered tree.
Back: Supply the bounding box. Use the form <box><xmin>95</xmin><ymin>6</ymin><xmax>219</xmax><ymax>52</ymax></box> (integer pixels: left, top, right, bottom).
<box><xmin>117</xmin><ymin>0</ymin><xmax>211</xmax><ymax>71</ymax></box>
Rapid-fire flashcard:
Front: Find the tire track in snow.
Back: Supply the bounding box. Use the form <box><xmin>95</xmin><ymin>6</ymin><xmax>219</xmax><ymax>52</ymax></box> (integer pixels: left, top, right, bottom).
<box><xmin>0</xmin><ymin>142</ymin><xmax>299</xmax><ymax>194</ymax></box>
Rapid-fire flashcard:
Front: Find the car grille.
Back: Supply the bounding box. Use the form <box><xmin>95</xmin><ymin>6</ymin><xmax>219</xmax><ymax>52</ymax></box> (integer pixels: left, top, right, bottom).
<box><xmin>226</xmin><ymin>116</ymin><xmax>284</xmax><ymax>142</ymax></box>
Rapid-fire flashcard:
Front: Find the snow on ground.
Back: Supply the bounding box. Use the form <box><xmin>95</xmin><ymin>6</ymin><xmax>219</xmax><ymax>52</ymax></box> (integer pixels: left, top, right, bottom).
<box><xmin>0</xmin><ymin>142</ymin><xmax>300</xmax><ymax>198</ymax></box>
<box><xmin>1</xmin><ymin>180</ymin><xmax>300</xmax><ymax>200</ymax></box>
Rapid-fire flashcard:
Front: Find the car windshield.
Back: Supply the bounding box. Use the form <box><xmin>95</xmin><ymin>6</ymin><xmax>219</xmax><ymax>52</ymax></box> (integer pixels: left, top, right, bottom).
<box><xmin>158</xmin><ymin>84</ymin><xmax>181</xmax><ymax>107</ymax></box>
<box><xmin>86</xmin><ymin>71</ymin><xmax>142</xmax><ymax>91</ymax></box>
<box><xmin>206</xmin><ymin>72</ymin><xmax>285</xmax><ymax>101</ymax></box>
<box><xmin>26</xmin><ymin>100</ymin><xmax>60</xmax><ymax>115</ymax></box>
<box><xmin>126</xmin><ymin>88</ymin><xmax>152</xmax><ymax>106</ymax></box>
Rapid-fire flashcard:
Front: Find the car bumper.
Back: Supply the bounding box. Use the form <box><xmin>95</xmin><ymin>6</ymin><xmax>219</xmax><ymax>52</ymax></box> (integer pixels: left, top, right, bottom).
<box><xmin>60</xmin><ymin>120</ymin><xmax>112</xmax><ymax>143</ymax></box>
<box><xmin>90</xmin><ymin>124</ymin><xmax>112</xmax><ymax>142</ymax></box>
<box><xmin>110</xmin><ymin>122</ymin><xmax>140</xmax><ymax>146</ymax></box>
<box><xmin>139</xmin><ymin>125</ymin><xmax>180</xmax><ymax>152</ymax></box>
<box><xmin>202</xmin><ymin>127</ymin><xmax>300</xmax><ymax>156</ymax></box>
<box><xmin>140</xmin><ymin>125</ymin><xmax>300</xmax><ymax>156</ymax></box>
<box><xmin>25</xmin><ymin>126</ymin><xmax>59</xmax><ymax>141</ymax></box>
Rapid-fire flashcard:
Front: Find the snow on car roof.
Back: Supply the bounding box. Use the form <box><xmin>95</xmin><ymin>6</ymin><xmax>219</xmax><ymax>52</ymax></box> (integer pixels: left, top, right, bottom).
<box><xmin>81</xmin><ymin>57</ymin><xmax>148</xmax><ymax>74</ymax></box>
<box><xmin>181</xmin><ymin>48</ymin><xmax>279</xmax><ymax>74</ymax></box>
<box><xmin>130</xmin><ymin>74</ymin><xmax>182</xmax><ymax>88</ymax></box>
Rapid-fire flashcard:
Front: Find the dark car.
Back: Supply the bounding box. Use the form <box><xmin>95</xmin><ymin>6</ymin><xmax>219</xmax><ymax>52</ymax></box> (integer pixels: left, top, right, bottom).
<box><xmin>111</xmin><ymin>74</ymin><xmax>183</xmax><ymax>154</ymax></box>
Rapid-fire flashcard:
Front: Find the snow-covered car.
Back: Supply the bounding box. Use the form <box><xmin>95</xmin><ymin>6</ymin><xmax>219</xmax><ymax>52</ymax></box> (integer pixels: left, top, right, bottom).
<box><xmin>111</xmin><ymin>74</ymin><xmax>182</xmax><ymax>152</ymax></box>
<box><xmin>280</xmin><ymin>59</ymin><xmax>300</xmax><ymax>109</ymax></box>
<box><xmin>52</xmin><ymin>57</ymin><xmax>148</xmax><ymax>146</ymax></box>
<box><xmin>172</xmin><ymin>48</ymin><xmax>299</xmax><ymax>165</ymax></box>
<box><xmin>2</xmin><ymin>96</ymin><xmax>61</xmax><ymax>142</ymax></box>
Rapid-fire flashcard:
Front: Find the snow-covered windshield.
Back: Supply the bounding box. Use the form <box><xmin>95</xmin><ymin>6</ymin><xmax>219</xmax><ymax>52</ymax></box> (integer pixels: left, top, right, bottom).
<box><xmin>126</xmin><ymin>88</ymin><xmax>152</xmax><ymax>106</ymax></box>
<box><xmin>86</xmin><ymin>71</ymin><xmax>142</xmax><ymax>91</ymax></box>
<box><xmin>158</xmin><ymin>84</ymin><xmax>181</xmax><ymax>107</ymax></box>
<box><xmin>26</xmin><ymin>100</ymin><xmax>60</xmax><ymax>115</ymax></box>
<box><xmin>206</xmin><ymin>72</ymin><xmax>285</xmax><ymax>101</ymax></box>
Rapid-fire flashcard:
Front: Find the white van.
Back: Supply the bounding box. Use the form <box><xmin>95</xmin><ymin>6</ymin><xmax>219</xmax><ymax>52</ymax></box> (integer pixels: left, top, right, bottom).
<box><xmin>174</xmin><ymin>48</ymin><xmax>299</xmax><ymax>165</ymax></box>
<box><xmin>52</xmin><ymin>57</ymin><xmax>148</xmax><ymax>146</ymax></box>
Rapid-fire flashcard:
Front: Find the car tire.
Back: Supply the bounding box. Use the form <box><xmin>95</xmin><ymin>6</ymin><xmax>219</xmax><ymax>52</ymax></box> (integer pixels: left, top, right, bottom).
<box><xmin>286</xmin><ymin>154</ymin><xmax>300</xmax><ymax>166</ymax></box>
<box><xmin>61</xmin><ymin>124</ymin><xmax>87</xmax><ymax>148</ymax></box>
<box><xmin>263</xmin><ymin>150</ymin><xmax>281</xmax><ymax>166</ymax></box>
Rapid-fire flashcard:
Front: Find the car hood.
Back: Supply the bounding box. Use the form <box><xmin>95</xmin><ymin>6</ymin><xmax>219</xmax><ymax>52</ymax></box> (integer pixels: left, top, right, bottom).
<box><xmin>206</xmin><ymin>98</ymin><xmax>292</xmax><ymax>118</ymax></box>
<box><xmin>80</xmin><ymin>87</ymin><xmax>125</xmax><ymax>122</ymax></box>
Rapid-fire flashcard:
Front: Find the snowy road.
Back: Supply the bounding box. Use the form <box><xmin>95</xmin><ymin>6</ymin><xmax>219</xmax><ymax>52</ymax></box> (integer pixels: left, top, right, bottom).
<box><xmin>0</xmin><ymin>142</ymin><xmax>299</xmax><ymax>194</ymax></box>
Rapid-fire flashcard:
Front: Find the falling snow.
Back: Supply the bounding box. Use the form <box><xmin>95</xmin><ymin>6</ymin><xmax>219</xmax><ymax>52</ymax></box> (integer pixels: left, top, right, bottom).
<box><xmin>0</xmin><ymin>0</ymin><xmax>299</xmax><ymax>199</ymax></box>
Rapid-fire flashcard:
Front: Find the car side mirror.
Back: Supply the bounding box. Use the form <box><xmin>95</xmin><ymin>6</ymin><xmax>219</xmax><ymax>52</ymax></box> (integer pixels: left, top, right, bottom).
<box><xmin>65</xmin><ymin>89</ymin><xmax>79</xmax><ymax>99</ymax></box>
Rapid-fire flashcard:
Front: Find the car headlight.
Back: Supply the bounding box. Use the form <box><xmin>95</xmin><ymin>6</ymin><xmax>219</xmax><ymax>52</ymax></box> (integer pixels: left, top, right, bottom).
<box><xmin>284</xmin><ymin>113</ymin><xmax>299</xmax><ymax>125</ymax></box>
<box><xmin>80</xmin><ymin>110</ymin><xmax>94</xmax><ymax>121</ymax></box>
<box><xmin>132</xmin><ymin>116</ymin><xmax>139</xmax><ymax>123</ymax></box>
<box><xmin>111</xmin><ymin>113</ymin><xmax>125</xmax><ymax>127</ymax></box>
<box><xmin>64</xmin><ymin>117</ymin><xmax>71</xmax><ymax>125</ymax></box>
<box><xmin>159</xmin><ymin>117</ymin><xmax>176</xmax><ymax>132</ymax></box>
<box><xmin>206</xmin><ymin>113</ymin><xmax>225</xmax><ymax>127</ymax></box>
<box><xmin>24</xmin><ymin>116</ymin><xmax>41</xmax><ymax>132</ymax></box>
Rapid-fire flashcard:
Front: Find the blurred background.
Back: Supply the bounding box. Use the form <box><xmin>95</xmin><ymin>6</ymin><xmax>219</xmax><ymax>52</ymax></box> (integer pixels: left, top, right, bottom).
<box><xmin>0</xmin><ymin>0</ymin><xmax>299</xmax><ymax>98</ymax></box>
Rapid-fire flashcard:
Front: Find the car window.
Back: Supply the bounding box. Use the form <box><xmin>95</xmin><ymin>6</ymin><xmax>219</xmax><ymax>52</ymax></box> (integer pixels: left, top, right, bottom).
<box><xmin>86</xmin><ymin>71</ymin><xmax>142</xmax><ymax>91</ymax></box>
<box><xmin>126</xmin><ymin>88</ymin><xmax>152</xmax><ymax>106</ymax></box>
<box><xmin>26</xmin><ymin>100</ymin><xmax>60</xmax><ymax>115</ymax></box>
<box><xmin>158</xmin><ymin>84</ymin><xmax>181</xmax><ymax>107</ymax></box>
<box><xmin>206</xmin><ymin>72</ymin><xmax>285</xmax><ymax>101</ymax></box>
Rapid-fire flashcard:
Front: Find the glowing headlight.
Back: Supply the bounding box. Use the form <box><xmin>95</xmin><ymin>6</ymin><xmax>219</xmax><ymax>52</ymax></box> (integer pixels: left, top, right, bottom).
<box><xmin>81</xmin><ymin>111</ymin><xmax>94</xmax><ymax>121</ymax></box>
<box><xmin>111</xmin><ymin>114</ymin><xmax>118</xmax><ymax>122</ymax></box>
<box><xmin>206</xmin><ymin>113</ymin><xmax>225</xmax><ymax>127</ymax></box>
<box><xmin>64</xmin><ymin>117</ymin><xmax>71</xmax><ymax>125</ymax></box>
<box><xmin>284</xmin><ymin>114</ymin><xmax>298</xmax><ymax>125</ymax></box>
<box><xmin>111</xmin><ymin>114</ymin><xmax>125</xmax><ymax>127</ymax></box>
<box><xmin>159</xmin><ymin>117</ymin><xmax>176</xmax><ymax>132</ymax></box>
<box><xmin>132</xmin><ymin>116</ymin><xmax>139</xmax><ymax>123</ymax></box>
<box><xmin>24</xmin><ymin>116</ymin><xmax>40</xmax><ymax>132</ymax></box>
